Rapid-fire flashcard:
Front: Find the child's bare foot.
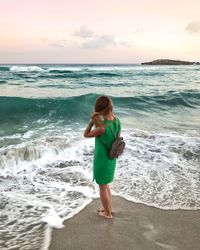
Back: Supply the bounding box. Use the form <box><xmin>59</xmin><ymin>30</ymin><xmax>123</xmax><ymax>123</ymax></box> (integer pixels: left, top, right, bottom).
<box><xmin>97</xmin><ymin>207</ymin><xmax>105</xmax><ymax>212</ymax></box>
<box><xmin>98</xmin><ymin>211</ymin><xmax>113</xmax><ymax>219</ymax></box>
<box><xmin>97</xmin><ymin>207</ymin><xmax>113</xmax><ymax>214</ymax></box>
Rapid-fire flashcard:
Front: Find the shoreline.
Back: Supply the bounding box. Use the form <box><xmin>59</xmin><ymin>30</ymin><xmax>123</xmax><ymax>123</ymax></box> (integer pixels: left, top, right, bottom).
<box><xmin>48</xmin><ymin>196</ymin><xmax>200</xmax><ymax>250</ymax></box>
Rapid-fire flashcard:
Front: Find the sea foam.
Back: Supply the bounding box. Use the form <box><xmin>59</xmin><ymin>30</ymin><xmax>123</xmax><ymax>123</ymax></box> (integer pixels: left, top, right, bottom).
<box><xmin>10</xmin><ymin>65</ymin><xmax>45</xmax><ymax>72</ymax></box>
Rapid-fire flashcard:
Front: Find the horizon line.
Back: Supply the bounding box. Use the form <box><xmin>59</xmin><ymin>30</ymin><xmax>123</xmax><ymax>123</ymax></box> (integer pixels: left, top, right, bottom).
<box><xmin>0</xmin><ymin>63</ymin><xmax>141</xmax><ymax>65</ymax></box>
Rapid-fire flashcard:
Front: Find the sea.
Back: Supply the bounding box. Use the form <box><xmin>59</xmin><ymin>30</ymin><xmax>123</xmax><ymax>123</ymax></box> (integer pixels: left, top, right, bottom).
<box><xmin>0</xmin><ymin>64</ymin><xmax>200</xmax><ymax>249</ymax></box>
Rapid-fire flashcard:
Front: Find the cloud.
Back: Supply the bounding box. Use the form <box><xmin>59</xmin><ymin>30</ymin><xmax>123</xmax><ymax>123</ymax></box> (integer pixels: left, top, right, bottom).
<box><xmin>186</xmin><ymin>21</ymin><xmax>200</xmax><ymax>34</ymax></box>
<box><xmin>82</xmin><ymin>34</ymin><xmax>115</xmax><ymax>49</ymax></box>
<box><xmin>49</xmin><ymin>43</ymin><xmax>64</xmax><ymax>48</ymax></box>
<box><xmin>74</xmin><ymin>26</ymin><xmax>116</xmax><ymax>49</ymax></box>
<box><xmin>118</xmin><ymin>41</ymin><xmax>134</xmax><ymax>48</ymax></box>
<box><xmin>74</xmin><ymin>26</ymin><xmax>134</xmax><ymax>49</ymax></box>
<box><xmin>40</xmin><ymin>37</ymin><xmax>48</xmax><ymax>41</ymax></box>
<box><xmin>46</xmin><ymin>26</ymin><xmax>134</xmax><ymax>50</ymax></box>
<box><xmin>74</xmin><ymin>26</ymin><xmax>95</xmax><ymax>38</ymax></box>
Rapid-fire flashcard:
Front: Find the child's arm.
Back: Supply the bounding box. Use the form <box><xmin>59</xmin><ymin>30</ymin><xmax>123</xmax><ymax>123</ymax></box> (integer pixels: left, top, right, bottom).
<box><xmin>83</xmin><ymin>120</ymin><xmax>105</xmax><ymax>138</ymax></box>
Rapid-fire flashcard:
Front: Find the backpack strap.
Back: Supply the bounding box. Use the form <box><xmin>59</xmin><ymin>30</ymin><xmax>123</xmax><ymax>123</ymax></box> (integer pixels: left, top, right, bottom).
<box><xmin>116</xmin><ymin>117</ymin><xmax>121</xmax><ymax>137</ymax></box>
<box><xmin>109</xmin><ymin>127</ymin><xmax>117</xmax><ymax>139</ymax></box>
<box><xmin>99</xmin><ymin>136</ymin><xmax>110</xmax><ymax>152</ymax></box>
<box><xmin>99</xmin><ymin>117</ymin><xmax>120</xmax><ymax>151</ymax></box>
<box><xmin>109</xmin><ymin>117</ymin><xmax>120</xmax><ymax>138</ymax></box>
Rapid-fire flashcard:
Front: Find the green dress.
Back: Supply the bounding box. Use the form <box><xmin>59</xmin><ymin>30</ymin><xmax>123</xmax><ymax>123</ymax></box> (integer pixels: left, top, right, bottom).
<box><xmin>93</xmin><ymin>117</ymin><xmax>121</xmax><ymax>185</ymax></box>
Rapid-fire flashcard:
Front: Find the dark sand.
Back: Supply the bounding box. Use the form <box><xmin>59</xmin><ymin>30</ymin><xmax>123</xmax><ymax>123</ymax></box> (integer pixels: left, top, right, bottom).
<box><xmin>49</xmin><ymin>196</ymin><xmax>200</xmax><ymax>250</ymax></box>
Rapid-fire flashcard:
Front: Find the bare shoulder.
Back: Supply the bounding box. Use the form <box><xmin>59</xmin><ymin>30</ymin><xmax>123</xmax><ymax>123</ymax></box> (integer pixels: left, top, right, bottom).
<box><xmin>84</xmin><ymin>125</ymin><xmax>105</xmax><ymax>138</ymax></box>
<box><xmin>96</xmin><ymin>126</ymin><xmax>106</xmax><ymax>135</ymax></box>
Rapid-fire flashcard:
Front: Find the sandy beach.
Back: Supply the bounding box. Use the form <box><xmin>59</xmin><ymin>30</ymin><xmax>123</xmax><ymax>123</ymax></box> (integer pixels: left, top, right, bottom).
<box><xmin>49</xmin><ymin>196</ymin><xmax>200</xmax><ymax>250</ymax></box>
<box><xmin>1</xmin><ymin>0</ymin><xmax>200</xmax><ymax>249</ymax></box>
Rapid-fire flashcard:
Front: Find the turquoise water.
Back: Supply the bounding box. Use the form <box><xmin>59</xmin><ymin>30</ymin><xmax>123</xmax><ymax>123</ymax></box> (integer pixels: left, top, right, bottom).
<box><xmin>0</xmin><ymin>64</ymin><xmax>200</xmax><ymax>249</ymax></box>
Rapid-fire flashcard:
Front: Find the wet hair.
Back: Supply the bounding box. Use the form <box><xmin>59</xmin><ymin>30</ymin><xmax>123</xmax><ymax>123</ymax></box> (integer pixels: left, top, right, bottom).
<box><xmin>92</xmin><ymin>96</ymin><xmax>113</xmax><ymax>127</ymax></box>
<box><xmin>92</xmin><ymin>115</ymin><xmax>104</xmax><ymax>127</ymax></box>
<box><xmin>94</xmin><ymin>96</ymin><xmax>113</xmax><ymax>114</ymax></box>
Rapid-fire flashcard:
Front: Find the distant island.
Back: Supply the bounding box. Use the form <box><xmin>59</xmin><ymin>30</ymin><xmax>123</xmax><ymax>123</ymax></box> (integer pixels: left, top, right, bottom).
<box><xmin>141</xmin><ymin>59</ymin><xmax>200</xmax><ymax>65</ymax></box>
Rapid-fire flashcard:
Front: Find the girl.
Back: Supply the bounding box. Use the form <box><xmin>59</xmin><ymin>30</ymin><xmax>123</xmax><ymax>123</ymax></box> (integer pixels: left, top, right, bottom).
<box><xmin>84</xmin><ymin>96</ymin><xmax>121</xmax><ymax>219</ymax></box>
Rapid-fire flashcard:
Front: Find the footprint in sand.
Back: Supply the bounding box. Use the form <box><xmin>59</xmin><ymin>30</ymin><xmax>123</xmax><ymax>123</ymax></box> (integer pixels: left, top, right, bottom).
<box><xmin>143</xmin><ymin>224</ymin><xmax>178</xmax><ymax>250</ymax></box>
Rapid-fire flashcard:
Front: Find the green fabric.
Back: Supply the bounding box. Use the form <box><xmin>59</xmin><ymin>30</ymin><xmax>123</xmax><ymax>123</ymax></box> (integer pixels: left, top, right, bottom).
<box><xmin>93</xmin><ymin>117</ymin><xmax>121</xmax><ymax>185</ymax></box>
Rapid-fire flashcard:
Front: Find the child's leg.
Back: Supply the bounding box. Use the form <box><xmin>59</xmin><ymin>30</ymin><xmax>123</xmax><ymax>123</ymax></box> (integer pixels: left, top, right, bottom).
<box><xmin>106</xmin><ymin>185</ymin><xmax>112</xmax><ymax>212</ymax></box>
<box><xmin>99</xmin><ymin>184</ymin><xmax>112</xmax><ymax>218</ymax></box>
<box><xmin>97</xmin><ymin>185</ymin><xmax>113</xmax><ymax>213</ymax></box>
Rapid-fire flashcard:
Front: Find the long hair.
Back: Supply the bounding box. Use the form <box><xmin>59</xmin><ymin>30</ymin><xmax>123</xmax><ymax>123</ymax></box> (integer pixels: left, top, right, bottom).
<box><xmin>94</xmin><ymin>96</ymin><xmax>113</xmax><ymax>114</ymax></box>
<box><xmin>92</xmin><ymin>96</ymin><xmax>113</xmax><ymax>127</ymax></box>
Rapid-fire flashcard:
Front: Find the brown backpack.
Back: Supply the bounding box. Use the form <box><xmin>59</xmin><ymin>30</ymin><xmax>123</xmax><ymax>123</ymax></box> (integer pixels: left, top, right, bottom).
<box><xmin>100</xmin><ymin>120</ymin><xmax>125</xmax><ymax>159</ymax></box>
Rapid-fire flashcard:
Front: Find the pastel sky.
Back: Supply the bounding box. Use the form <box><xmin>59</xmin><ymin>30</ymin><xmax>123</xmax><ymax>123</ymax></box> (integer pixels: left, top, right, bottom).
<box><xmin>0</xmin><ymin>0</ymin><xmax>200</xmax><ymax>63</ymax></box>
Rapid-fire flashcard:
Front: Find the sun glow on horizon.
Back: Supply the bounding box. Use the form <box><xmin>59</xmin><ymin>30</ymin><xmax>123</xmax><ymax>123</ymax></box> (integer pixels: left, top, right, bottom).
<box><xmin>0</xmin><ymin>0</ymin><xmax>200</xmax><ymax>63</ymax></box>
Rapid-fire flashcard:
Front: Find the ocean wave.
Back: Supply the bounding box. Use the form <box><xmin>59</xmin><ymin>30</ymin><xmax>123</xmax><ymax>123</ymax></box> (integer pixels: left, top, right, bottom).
<box><xmin>135</xmin><ymin>71</ymin><xmax>165</xmax><ymax>77</ymax></box>
<box><xmin>39</xmin><ymin>71</ymin><xmax>121</xmax><ymax>79</ymax></box>
<box><xmin>48</xmin><ymin>67</ymin><xmax>82</xmax><ymax>73</ymax></box>
<box><xmin>0</xmin><ymin>129</ymin><xmax>199</xmax><ymax>250</ymax></box>
<box><xmin>0</xmin><ymin>94</ymin><xmax>97</xmax><ymax>125</ymax></box>
<box><xmin>39</xmin><ymin>74</ymin><xmax>68</xmax><ymax>79</ymax></box>
<box><xmin>63</xmin><ymin>72</ymin><xmax>121</xmax><ymax>78</ymax></box>
<box><xmin>0</xmin><ymin>80</ymin><xmax>7</xmax><ymax>84</ymax></box>
<box><xmin>0</xmin><ymin>135</ymin><xmax>73</xmax><ymax>169</ymax></box>
<box><xmin>48</xmin><ymin>69</ymin><xmax>75</xmax><ymax>73</ymax></box>
<box><xmin>0</xmin><ymin>91</ymin><xmax>200</xmax><ymax>123</ymax></box>
<box><xmin>94</xmin><ymin>72</ymin><xmax>120</xmax><ymax>77</ymax></box>
<box><xmin>8</xmin><ymin>67</ymin><xmax>123</xmax><ymax>79</ymax></box>
<box><xmin>0</xmin><ymin>66</ymin><xmax>10</xmax><ymax>71</ymax></box>
<box><xmin>0</xmin><ymin>136</ymin><xmax>95</xmax><ymax>250</ymax></box>
<box><xmin>10</xmin><ymin>65</ymin><xmax>45</xmax><ymax>72</ymax></box>
<box><xmin>1</xmin><ymin>130</ymin><xmax>199</xmax><ymax>211</ymax></box>
<box><xmin>113</xmin><ymin>90</ymin><xmax>200</xmax><ymax>109</ymax></box>
<box><xmin>113</xmin><ymin>129</ymin><xmax>200</xmax><ymax>210</ymax></box>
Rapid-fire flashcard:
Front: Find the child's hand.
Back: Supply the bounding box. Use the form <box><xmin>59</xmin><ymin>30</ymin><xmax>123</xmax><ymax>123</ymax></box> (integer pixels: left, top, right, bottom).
<box><xmin>91</xmin><ymin>112</ymin><xmax>99</xmax><ymax>119</ymax></box>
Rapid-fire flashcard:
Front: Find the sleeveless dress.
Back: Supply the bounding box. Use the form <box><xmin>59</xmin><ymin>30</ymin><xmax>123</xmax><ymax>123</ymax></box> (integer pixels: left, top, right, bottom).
<box><xmin>93</xmin><ymin>117</ymin><xmax>121</xmax><ymax>185</ymax></box>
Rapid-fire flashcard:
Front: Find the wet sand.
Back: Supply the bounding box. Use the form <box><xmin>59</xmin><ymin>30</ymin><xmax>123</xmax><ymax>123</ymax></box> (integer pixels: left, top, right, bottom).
<box><xmin>49</xmin><ymin>196</ymin><xmax>200</xmax><ymax>250</ymax></box>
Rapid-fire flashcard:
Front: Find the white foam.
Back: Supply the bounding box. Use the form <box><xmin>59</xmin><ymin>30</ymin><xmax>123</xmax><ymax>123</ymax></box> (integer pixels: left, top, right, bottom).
<box><xmin>0</xmin><ymin>136</ymin><xmax>96</xmax><ymax>249</ymax></box>
<box><xmin>89</xmin><ymin>66</ymin><xmax>133</xmax><ymax>71</ymax></box>
<box><xmin>22</xmin><ymin>130</ymin><xmax>35</xmax><ymax>139</ymax></box>
<box><xmin>1</xmin><ymin>129</ymin><xmax>199</xmax><ymax>210</ymax></box>
<box><xmin>42</xmin><ymin>208</ymin><xmax>65</xmax><ymax>229</ymax></box>
<box><xmin>112</xmin><ymin>129</ymin><xmax>200</xmax><ymax>210</ymax></box>
<box><xmin>10</xmin><ymin>65</ymin><xmax>45</xmax><ymax>72</ymax></box>
<box><xmin>0</xmin><ymin>133</ymin><xmax>22</xmax><ymax>141</ymax></box>
<box><xmin>1</xmin><ymin>128</ymin><xmax>200</xmax><ymax>250</ymax></box>
<box><xmin>48</xmin><ymin>67</ymin><xmax>82</xmax><ymax>72</ymax></box>
<box><xmin>41</xmin><ymin>198</ymin><xmax>93</xmax><ymax>250</ymax></box>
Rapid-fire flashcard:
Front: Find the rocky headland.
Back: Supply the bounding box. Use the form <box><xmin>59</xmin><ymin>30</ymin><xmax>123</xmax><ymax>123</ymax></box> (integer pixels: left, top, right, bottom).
<box><xmin>141</xmin><ymin>59</ymin><xmax>199</xmax><ymax>65</ymax></box>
